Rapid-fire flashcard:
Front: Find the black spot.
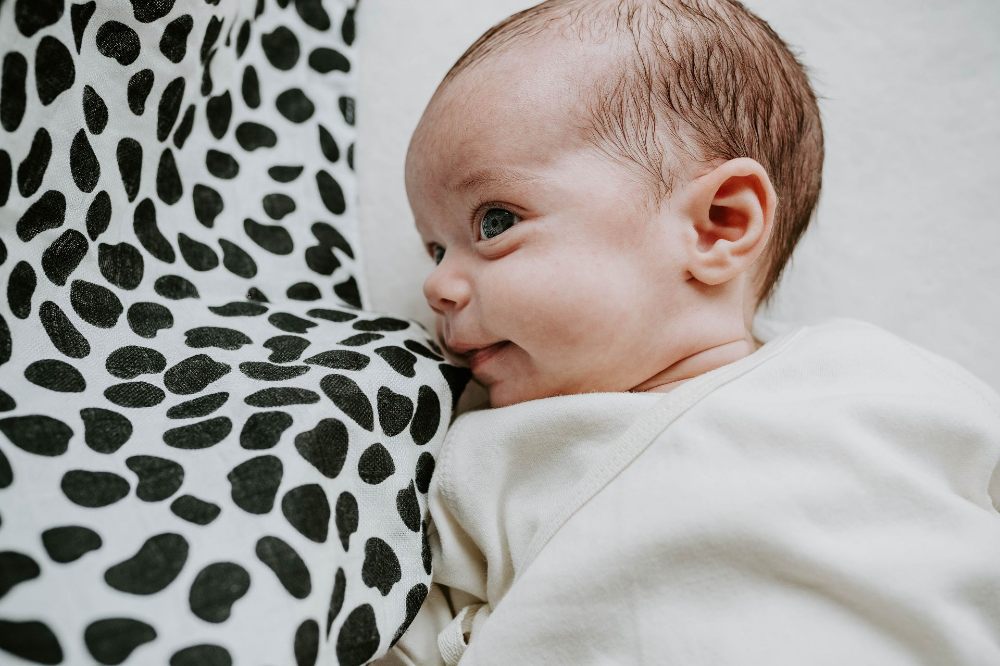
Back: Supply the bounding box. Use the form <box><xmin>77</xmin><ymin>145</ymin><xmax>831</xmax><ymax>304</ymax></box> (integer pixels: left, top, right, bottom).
<box><xmin>192</xmin><ymin>183</ymin><xmax>223</xmax><ymax>227</ymax></box>
<box><xmin>18</xmin><ymin>128</ymin><xmax>51</xmax><ymax>198</ymax></box>
<box><xmin>206</xmin><ymin>149</ymin><xmax>239</xmax><ymax>179</ymax></box>
<box><xmin>335</xmin><ymin>491</ymin><xmax>358</xmax><ymax>551</ymax></box>
<box><xmin>219</xmin><ymin>239</ymin><xmax>257</xmax><ymax>278</ymax></box>
<box><xmin>261</xmin><ymin>26</ymin><xmax>299</xmax><ymax>70</ymax></box>
<box><xmin>0</xmin><ymin>389</ymin><xmax>13</xmax><ymax>413</ymax></box>
<box><xmin>342</xmin><ymin>6</ymin><xmax>356</xmax><ymax>45</ymax></box>
<box><xmin>0</xmin><ymin>619</ymin><xmax>63</xmax><ymax>665</ymax></box>
<box><xmin>205</xmin><ymin>90</ymin><xmax>232</xmax><ymax>139</ymax></box>
<box><xmin>235</xmin><ymin>21</ymin><xmax>251</xmax><ymax>57</ymax></box>
<box><xmin>411</xmin><ymin>385</ymin><xmax>441</xmax><ymax>446</ymax></box>
<box><xmin>105</xmin><ymin>345</ymin><xmax>166</xmax><ymax>379</ymax></box>
<box><xmin>173</xmin><ymin>104</ymin><xmax>195</xmax><ymax>148</ymax></box>
<box><xmin>157</xmin><ymin>148</ymin><xmax>183</xmax><ymax>204</ymax></box>
<box><xmin>164</xmin><ymin>416</ymin><xmax>232</xmax><ymax>449</ymax></box>
<box><xmin>347</xmin><ymin>143</ymin><xmax>354</xmax><ymax>169</ymax></box>
<box><xmin>244</xmin><ymin>387</ymin><xmax>319</xmax><ymax>407</ymax></box>
<box><xmin>185</xmin><ymin>327</ymin><xmax>251</xmax><ymax>350</ymax></box>
<box><xmin>0</xmin><ymin>150</ymin><xmax>10</xmax><ymax>206</ymax></box>
<box><xmin>339</xmin><ymin>95</ymin><xmax>355</xmax><ymax>126</ymax></box>
<box><xmin>8</xmin><ymin>260</ymin><xmax>35</xmax><ymax>319</ymax></box>
<box><xmin>127</xmin><ymin>68</ymin><xmax>154</xmax><ymax>115</ymax></box>
<box><xmin>0</xmin><ymin>415</ymin><xmax>71</xmax><ymax>456</ymax></box>
<box><xmin>316</xmin><ymin>170</ymin><xmax>345</xmax><ymax>215</ymax></box>
<box><xmin>268</xmin><ymin>312</ymin><xmax>316</xmax><ymax>334</ymax></box>
<box><xmin>126</xmin><ymin>455</ymin><xmax>183</xmax><ymax>501</ymax></box>
<box><xmin>378</xmin><ymin>387</ymin><xmax>414</xmax><ymax>437</ymax></box>
<box><xmin>96</xmin><ymin>21</ymin><xmax>141</xmax><ymax>65</ymax></box>
<box><xmin>307</xmin><ymin>307</ymin><xmax>357</xmax><ymax>323</ymax></box>
<box><xmin>358</xmin><ymin>443</ymin><xmax>394</xmax><ymax>485</ymax></box>
<box><xmin>199</xmin><ymin>15</ymin><xmax>222</xmax><ymax>62</ymax></box>
<box><xmin>304</xmin><ymin>350</ymin><xmax>367</xmax><ymax>372</ymax></box>
<box><xmin>241</xmin><ymin>65</ymin><xmax>260</xmax><ymax>108</ymax></box>
<box><xmin>336</xmin><ymin>605</ymin><xmax>379</xmax><ymax>666</ymax></box>
<box><xmin>25</xmin><ymin>358</ymin><xmax>86</xmax><ymax>392</ymax></box>
<box><xmin>308</xmin><ymin>47</ymin><xmax>349</xmax><ymax>74</ymax></box>
<box><xmin>86</xmin><ymin>190</ymin><xmax>112</xmax><ymax>240</ymax></box>
<box><xmin>98</xmin><ymin>242</ymin><xmax>144</xmax><ymax>290</ymax></box>
<box><xmin>263</xmin><ymin>336</ymin><xmax>310</xmax><ymax>363</ymax></box>
<box><xmin>16</xmin><ymin>190</ymin><xmax>66</xmax><ymax>241</ymax></box>
<box><xmin>62</xmin><ymin>469</ymin><xmax>130</xmax><ymax>507</ymax></box>
<box><xmin>286</xmin><ymin>282</ymin><xmax>320</xmax><ymax>301</ymax></box>
<box><xmin>164</xmin><ymin>354</ymin><xmax>230</xmax><ymax>394</ymax></box>
<box><xmin>132</xmin><ymin>201</ymin><xmax>172</xmax><ymax>265</ymax></box>
<box><xmin>131</xmin><ymin>0</ymin><xmax>176</xmax><ymax>23</ymax></box>
<box><xmin>244</xmin><ymin>218</ymin><xmax>293</xmax><ymax>255</ymax></box>
<box><xmin>170</xmin><ymin>495</ymin><xmax>220</xmax><ymax>525</ymax></box>
<box><xmin>117</xmin><ymin>138</ymin><xmax>143</xmax><ymax>201</ymax></box>
<box><xmin>42</xmin><ymin>525</ymin><xmax>102</xmax><ymax>563</ymax></box>
<box><xmin>294</xmin><ymin>619</ymin><xmax>319</xmax><ymax>666</ymax></box>
<box><xmin>415</xmin><ymin>452</ymin><xmax>435</xmax><ymax>494</ymax></box>
<box><xmin>318</xmin><ymin>125</ymin><xmax>339</xmax><ymax>162</ymax></box>
<box><xmin>356</xmin><ymin>317</ymin><xmax>410</xmax><ymax>332</ymax></box>
<box><xmin>84</xmin><ymin>618</ymin><xmax>156</xmax><ymax>665</ymax></box>
<box><xmin>81</xmin><ymin>407</ymin><xmax>132</xmax><ymax>453</ymax></box>
<box><xmin>397</xmin><ymin>481</ymin><xmax>420</xmax><ymax>532</ymax></box>
<box><xmin>189</xmin><ymin>562</ymin><xmax>250</xmax><ymax>623</ymax></box>
<box><xmin>247</xmin><ymin>286</ymin><xmax>267</xmax><ymax>300</ymax></box>
<box><xmin>208</xmin><ymin>300</ymin><xmax>267</xmax><ymax>316</ymax></box>
<box><xmin>71</xmin><ymin>279</ymin><xmax>123</xmax><ymax>328</ymax></box>
<box><xmin>335</xmin><ymin>276</ymin><xmax>362</xmax><ymax>308</ymax></box>
<box><xmin>268</xmin><ymin>165</ymin><xmax>302</xmax><ymax>182</ymax></box>
<box><xmin>104</xmin><ymin>533</ymin><xmax>188</xmax><ymax>594</ymax></box>
<box><xmin>42</xmin><ymin>229</ymin><xmax>88</xmax><ymax>286</ymax></box>
<box><xmin>263</xmin><ymin>193</ymin><xmax>295</xmax><ymax>221</ymax></box>
<box><xmin>240</xmin><ymin>411</ymin><xmax>292</xmax><ymax>449</ymax></box>
<box><xmin>0</xmin><ymin>551</ymin><xmax>40</xmax><ymax>598</ymax></box>
<box><xmin>0</xmin><ymin>314</ymin><xmax>9</xmax><ymax>367</ymax></box>
<box><xmin>228</xmin><ymin>455</ymin><xmax>282</xmax><ymax>513</ymax></box>
<box><xmin>238</xmin><ymin>362</ymin><xmax>308</xmax><ymax>381</ymax></box>
<box><xmin>282</xmin><ymin>484</ymin><xmax>329</xmax><ymax>543</ymax></box>
<box><xmin>104</xmin><ymin>381</ymin><xmax>165</xmax><ymax>408</ymax></box>
<box><xmin>439</xmin><ymin>363</ymin><xmax>471</xmax><ymax>412</ymax></box>
<box><xmin>178</xmin><ymin>233</ymin><xmax>219</xmax><ymax>271</ymax></box>
<box><xmin>256</xmin><ymin>536</ymin><xmax>311</xmax><ymax>599</ymax></box>
<box><xmin>405</xmin><ymin>339</ymin><xmax>444</xmax><ymax>361</ymax></box>
<box><xmin>39</xmin><ymin>301</ymin><xmax>89</xmax><ymax>358</ymax></box>
<box><xmin>339</xmin><ymin>333</ymin><xmax>381</xmax><ymax>347</ymax></box>
<box><xmin>294</xmin><ymin>418</ymin><xmax>348</xmax><ymax>478</ymax></box>
<box><xmin>35</xmin><ymin>36</ymin><xmax>75</xmax><ymax>105</ymax></box>
<box><xmin>160</xmin><ymin>14</ymin><xmax>192</xmax><ymax>63</ymax></box>
<box><xmin>127</xmin><ymin>301</ymin><xmax>173</xmax><ymax>337</ymax></box>
<box><xmin>320</xmin><ymin>374</ymin><xmax>374</xmax><ymax>431</ymax></box>
<box><xmin>421</xmin><ymin>519</ymin><xmax>431</xmax><ymax>574</ymax></box>
<box><xmin>235</xmin><ymin>122</ymin><xmax>276</xmax><ymax>151</ymax></box>
<box><xmin>157</xmin><ymin>77</ymin><xmax>185</xmax><ymax>141</ymax></box>
<box><xmin>276</xmin><ymin>88</ymin><xmax>315</xmax><ymax>123</ymax></box>
<box><xmin>374</xmin><ymin>346</ymin><xmax>417</xmax><ymax>378</ymax></box>
<box><xmin>326</xmin><ymin>568</ymin><xmax>345</xmax><ymax>636</ymax></box>
<box><xmin>170</xmin><ymin>644</ymin><xmax>232</xmax><ymax>666</ymax></box>
<box><xmin>15</xmin><ymin>0</ymin><xmax>65</xmax><ymax>37</ymax></box>
<box><xmin>155</xmin><ymin>275</ymin><xmax>199</xmax><ymax>300</ymax></box>
<box><xmin>393</xmin><ymin>584</ymin><xmax>429</xmax><ymax>646</ymax></box>
<box><xmin>83</xmin><ymin>85</ymin><xmax>108</xmax><ymax>135</ymax></box>
<box><xmin>1</xmin><ymin>52</ymin><xmax>28</xmax><ymax>133</ymax></box>
<box><xmin>295</xmin><ymin>0</ymin><xmax>329</xmax><ymax>29</ymax></box>
<box><xmin>167</xmin><ymin>392</ymin><xmax>228</xmax><ymax>419</ymax></box>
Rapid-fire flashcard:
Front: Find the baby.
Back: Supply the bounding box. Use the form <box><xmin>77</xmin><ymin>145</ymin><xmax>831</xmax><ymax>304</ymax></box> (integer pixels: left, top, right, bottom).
<box><xmin>386</xmin><ymin>0</ymin><xmax>1000</xmax><ymax>663</ymax></box>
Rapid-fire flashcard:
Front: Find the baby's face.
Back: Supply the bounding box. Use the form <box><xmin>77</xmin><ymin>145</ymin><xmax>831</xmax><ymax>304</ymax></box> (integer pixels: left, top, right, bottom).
<box><xmin>406</xmin><ymin>40</ymin><xmax>693</xmax><ymax>407</ymax></box>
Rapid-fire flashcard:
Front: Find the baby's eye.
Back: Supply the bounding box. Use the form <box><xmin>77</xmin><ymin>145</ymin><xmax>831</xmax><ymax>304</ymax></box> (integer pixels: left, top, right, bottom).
<box><xmin>479</xmin><ymin>208</ymin><xmax>520</xmax><ymax>240</ymax></box>
<box><xmin>430</xmin><ymin>244</ymin><xmax>445</xmax><ymax>265</ymax></box>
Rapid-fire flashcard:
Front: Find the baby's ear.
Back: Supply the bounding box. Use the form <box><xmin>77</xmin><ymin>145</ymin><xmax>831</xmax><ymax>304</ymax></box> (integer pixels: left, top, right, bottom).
<box><xmin>679</xmin><ymin>157</ymin><xmax>776</xmax><ymax>286</ymax></box>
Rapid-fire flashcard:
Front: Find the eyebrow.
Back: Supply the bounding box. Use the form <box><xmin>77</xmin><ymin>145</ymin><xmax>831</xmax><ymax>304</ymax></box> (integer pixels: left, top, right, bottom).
<box><xmin>451</xmin><ymin>167</ymin><xmax>541</xmax><ymax>193</ymax></box>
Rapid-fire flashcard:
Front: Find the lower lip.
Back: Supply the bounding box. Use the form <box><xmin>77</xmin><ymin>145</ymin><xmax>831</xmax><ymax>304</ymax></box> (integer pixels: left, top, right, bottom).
<box><xmin>469</xmin><ymin>342</ymin><xmax>509</xmax><ymax>370</ymax></box>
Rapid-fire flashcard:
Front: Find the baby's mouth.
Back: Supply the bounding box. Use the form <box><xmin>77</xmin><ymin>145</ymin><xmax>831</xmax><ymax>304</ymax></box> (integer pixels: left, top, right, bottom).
<box><xmin>467</xmin><ymin>341</ymin><xmax>509</xmax><ymax>370</ymax></box>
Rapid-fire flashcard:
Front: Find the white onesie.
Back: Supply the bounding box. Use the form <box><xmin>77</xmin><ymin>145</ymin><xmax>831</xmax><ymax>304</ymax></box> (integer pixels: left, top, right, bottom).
<box><xmin>387</xmin><ymin>319</ymin><xmax>1000</xmax><ymax>665</ymax></box>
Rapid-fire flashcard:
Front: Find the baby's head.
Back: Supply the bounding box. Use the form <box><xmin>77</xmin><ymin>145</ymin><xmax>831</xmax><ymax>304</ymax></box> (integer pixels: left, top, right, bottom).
<box><xmin>406</xmin><ymin>0</ymin><xmax>824</xmax><ymax>407</ymax></box>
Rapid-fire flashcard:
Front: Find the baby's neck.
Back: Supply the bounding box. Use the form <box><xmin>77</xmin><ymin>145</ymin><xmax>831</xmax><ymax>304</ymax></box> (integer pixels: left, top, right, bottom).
<box><xmin>630</xmin><ymin>336</ymin><xmax>763</xmax><ymax>394</ymax></box>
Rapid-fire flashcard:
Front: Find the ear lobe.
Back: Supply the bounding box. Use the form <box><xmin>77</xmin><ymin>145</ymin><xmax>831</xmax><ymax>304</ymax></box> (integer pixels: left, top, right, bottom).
<box><xmin>684</xmin><ymin>158</ymin><xmax>776</xmax><ymax>286</ymax></box>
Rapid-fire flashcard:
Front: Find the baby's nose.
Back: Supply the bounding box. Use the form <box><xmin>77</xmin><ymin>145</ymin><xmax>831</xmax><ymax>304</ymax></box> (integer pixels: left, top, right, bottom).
<box><xmin>423</xmin><ymin>258</ymin><xmax>471</xmax><ymax>314</ymax></box>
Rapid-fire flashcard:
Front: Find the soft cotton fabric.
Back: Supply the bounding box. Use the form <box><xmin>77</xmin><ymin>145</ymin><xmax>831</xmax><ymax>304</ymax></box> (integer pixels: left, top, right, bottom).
<box><xmin>387</xmin><ymin>318</ymin><xmax>1000</xmax><ymax>665</ymax></box>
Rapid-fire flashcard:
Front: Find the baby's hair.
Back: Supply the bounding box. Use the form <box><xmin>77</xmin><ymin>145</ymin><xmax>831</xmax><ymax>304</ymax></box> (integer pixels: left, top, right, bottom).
<box><xmin>443</xmin><ymin>0</ymin><xmax>824</xmax><ymax>308</ymax></box>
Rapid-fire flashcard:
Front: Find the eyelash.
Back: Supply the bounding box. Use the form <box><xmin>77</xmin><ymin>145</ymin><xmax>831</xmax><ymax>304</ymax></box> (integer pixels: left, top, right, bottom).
<box><xmin>426</xmin><ymin>201</ymin><xmax>518</xmax><ymax>265</ymax></box>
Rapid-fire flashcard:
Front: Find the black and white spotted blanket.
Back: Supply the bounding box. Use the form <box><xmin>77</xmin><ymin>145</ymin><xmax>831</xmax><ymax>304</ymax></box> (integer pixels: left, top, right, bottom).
<box><xmin>0</xmin><ymin>1</ymin><xmax>467</xmax><ymax>664</ymax></box>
